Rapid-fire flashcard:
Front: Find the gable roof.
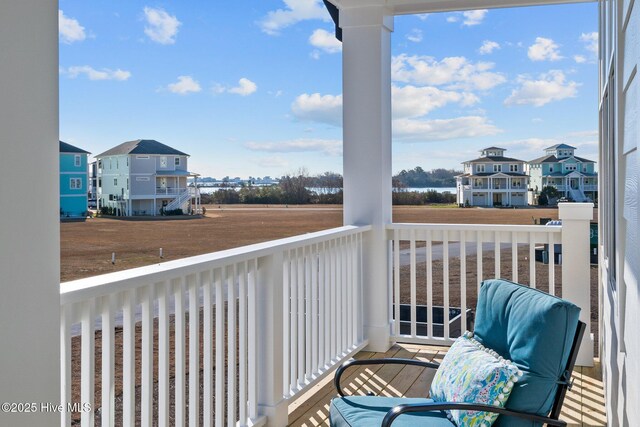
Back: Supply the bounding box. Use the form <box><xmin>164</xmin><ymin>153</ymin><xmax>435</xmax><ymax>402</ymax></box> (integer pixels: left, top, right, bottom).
<box><xmin>59</xmin><ymin>140</ymin><xmax>90</xmax><ymax>154</ymax></box>
<box><xmin>482</xmin><ymin>146</ymin><xmax>507</xmax><ymax>151</ymax></box>
<box><xmin>96</xmin><ymin>139</ymin><xmax>188</xmax><ymax>158</ymax></box>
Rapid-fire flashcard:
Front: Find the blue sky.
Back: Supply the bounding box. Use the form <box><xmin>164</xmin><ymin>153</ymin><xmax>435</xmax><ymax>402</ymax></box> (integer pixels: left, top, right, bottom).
<box><xmin>59</xmin><ymin>1</ymin><xmax>598</xmax><ymax>179</ymax></box>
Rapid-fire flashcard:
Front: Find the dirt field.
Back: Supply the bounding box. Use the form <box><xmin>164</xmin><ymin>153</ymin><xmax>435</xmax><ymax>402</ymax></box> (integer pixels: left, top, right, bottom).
<box><xmin>61</xmin><ymin>205</ymin><xmax>568</xmax><ymax>282</ymax></box>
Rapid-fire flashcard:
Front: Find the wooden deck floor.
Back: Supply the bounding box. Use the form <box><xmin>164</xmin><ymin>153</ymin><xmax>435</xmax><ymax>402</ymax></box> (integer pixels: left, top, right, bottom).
<box><xmin>288</xmin><ymin>343</ymin><xmax>607</xmax><ymax>426</ymax></box>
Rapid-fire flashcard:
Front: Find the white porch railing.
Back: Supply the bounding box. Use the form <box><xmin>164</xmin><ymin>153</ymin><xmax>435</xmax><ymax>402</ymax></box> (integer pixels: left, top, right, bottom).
<box><xmin>387</xmin><ymin>223</ymin><xmax>564</xmax><ymax>345</ymax></box>
<box><xmin>60</xmin><ymin>225</ymin><xmax>369</xmax><ymax>427</ymax></box>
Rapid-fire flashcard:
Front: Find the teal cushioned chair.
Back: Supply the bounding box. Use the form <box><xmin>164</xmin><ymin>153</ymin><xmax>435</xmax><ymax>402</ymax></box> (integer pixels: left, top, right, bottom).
<box><xmin>329</xmin><ymin>279</ymin><xmax>585</xmax><ymax>427</ymax></box>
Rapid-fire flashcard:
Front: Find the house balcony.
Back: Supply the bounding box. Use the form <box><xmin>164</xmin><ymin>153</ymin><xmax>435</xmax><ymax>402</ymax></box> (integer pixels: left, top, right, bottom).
<box><xmin>59</xmin><ymin>204</ymin><xmax>598</xmax><ymax>426</ymax></box>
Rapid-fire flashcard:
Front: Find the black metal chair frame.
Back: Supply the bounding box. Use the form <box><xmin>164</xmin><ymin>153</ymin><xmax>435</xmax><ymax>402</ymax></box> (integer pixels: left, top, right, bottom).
<box><xmin>333</xmin><ymin>321</ymin><xmax>586</xmax><ymax>427</ymax></box>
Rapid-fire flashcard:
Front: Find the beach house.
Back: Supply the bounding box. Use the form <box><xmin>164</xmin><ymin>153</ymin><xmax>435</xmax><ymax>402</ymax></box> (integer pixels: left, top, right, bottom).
<box><xmin>1</xmin><ymin>0</ymin><xmax>637</xmax><ymax>426</ymax></box>
<box><xmin>59</xmin><ymin>140</ymin><xmax>89</xmax><ymax>218</ymax></box>
<box><xmin>528</xmin><ymin>144</ymin><xmax>598</xmax><ymax>203</ymax></box>
<box><xmin>456</xmin><ymin>147</ymin><xmax>529</xmax><ymax>207</ymax></box>
<box><xmin>95</xmin><ymin>139</ymin><xmax>200</xmax><ymax>216</ymax></box>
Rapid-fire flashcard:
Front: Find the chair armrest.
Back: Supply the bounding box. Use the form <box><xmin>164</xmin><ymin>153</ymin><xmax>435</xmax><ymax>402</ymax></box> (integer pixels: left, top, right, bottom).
<box><xmin>381</xmin><ymin>402</ymin><xmax>567</xmax><ymax>427</ymax></box>
<box><xmin>334</xmin><ymin>358</ymin><xmax>440</xmax><ymax>397</ymax></box>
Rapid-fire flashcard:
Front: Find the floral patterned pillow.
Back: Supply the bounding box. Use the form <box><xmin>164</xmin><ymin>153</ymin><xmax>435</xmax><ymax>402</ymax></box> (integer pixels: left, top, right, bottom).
<box><xmin>429</xmin><ymin>332</ymin><xmax>522</xmax><ymax>427</ymax></box>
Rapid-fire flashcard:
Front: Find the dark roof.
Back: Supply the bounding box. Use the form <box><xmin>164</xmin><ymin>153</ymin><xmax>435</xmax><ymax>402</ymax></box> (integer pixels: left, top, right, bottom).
<box><xmin>530</xmin><ymin>154</ymin><xmax>595</xmax><ymax>164</ymax></box>
<box><xmin>573</xmin><ymin>156</ymin><xmax>595</xmax><ymax>163</ymax></box>
<box><xmin>529</xmin><ymin>155</ymin><xmax>557</xmax><ymax>164</ymax></box>
<box><xmin>59</xmin><ymin>140</ymin><xmax>90</xmax><ymax>154</ymax></box>
<box><xmin>481</xmin><ymin>146</ymin><xmax>507</xmax><ymax>151</ymax></box>
<box><xmin>465</xmin><ymin>156</ymin><xmax>525</xmax><ymax>163</ymax></box>
<box><xmin>96</xmin><ymin>139</ymin><xmax>188</xmax><ymax>157</ymax></box>
<box><xmin>546</xmin><ymin>143</ymin><xmax>576</xmax><ymax>150</ymax></box>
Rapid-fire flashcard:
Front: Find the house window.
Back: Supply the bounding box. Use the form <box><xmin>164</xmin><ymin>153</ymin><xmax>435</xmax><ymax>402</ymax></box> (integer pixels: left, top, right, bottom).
<box><xmin>475</xmin><ymin>179</ymin><xmax>483</xmax><ymax>187</ymax></box>
<box><xmin>493</xmin><ymin>164</ymin><xmax>502</xmax><ymax>172</ymax></box>
<box><xmin>97</xmin><ymin>160</ymin><xmax>102</xmax><ymax>168</ymax></box>
<box><xmin>70</xmin><ymin>178</ymin><xmax>82</xmax><ymax>189</ymax></box>
<box><xmin>74</xmin><ymin>155</ymin><xmax>81</xmax><ymax>167</ymax></box>
<box><xmin>510</xmin><ymin>164</ymin><xmax>518</xmax><ymax>172</ymax></box>
<box><xmin>127</xmin><ymin>179</ymin><xmax>129</xmax><ymax>190</ymax></box>
<box><xmin>160</xmin><ymin>156</ymin><xmax>167</xmax><ymax>168</ymax></box>
<box><xmin>114</xmin><ymin>178</ymin><xmax>117</xmax><ymax>186</ymax></box>
<box><xmin>476</xmin><ymin>165</ymin><xmax>485</xmax><ymax>173</ymax></box>
<box><xmin>126</xmin><ymin>157</ymin><xmax>129</xmax><ymax>166</ymax></box>
<box><xmin>175</xmin><ymin>157</ymin><xmax>180</xmax><ymax>166</ymax></box>
<box><xmin>549</xmin><ymin>166</ymin><xmax>554</xmax><ymax>172</ymax></box>
<box><xmin>98</xmin><ymin>178</ymin><xmax>102</xmax><ymax>187</ymax></box>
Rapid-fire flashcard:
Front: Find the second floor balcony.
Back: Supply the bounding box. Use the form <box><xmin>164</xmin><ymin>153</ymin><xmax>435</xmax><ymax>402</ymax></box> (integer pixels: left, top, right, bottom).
<box><xmin>60</xmin><ymin>204</ymin><xmax>597</xmax><ymax>426</ymax></box>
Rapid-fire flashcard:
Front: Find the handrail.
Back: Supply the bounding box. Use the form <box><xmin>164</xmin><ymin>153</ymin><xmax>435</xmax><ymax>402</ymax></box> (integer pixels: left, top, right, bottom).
<box><xmin>60</xmin><ymin>225</ymin><xmax>371</xmax><ymax>304</ymax></box>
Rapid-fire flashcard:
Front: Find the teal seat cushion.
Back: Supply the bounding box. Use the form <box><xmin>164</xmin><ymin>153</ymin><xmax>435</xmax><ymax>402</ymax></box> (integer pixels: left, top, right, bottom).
<box><xmin>473</xmin><ymin>279</ymin><xmax>580</xmax><ymax>427</ymax></box>
<box><xmin>330</xmin><ymin>396</ymin><xmax>453</xmax><ymax>427</ymax></box>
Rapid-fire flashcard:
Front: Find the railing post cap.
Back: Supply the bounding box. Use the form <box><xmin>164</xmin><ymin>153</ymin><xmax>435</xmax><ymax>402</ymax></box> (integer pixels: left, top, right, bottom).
<box><xmin>558</xmin><ymin>203</ymin><xmax>594</xmax><ymax>221</ymax></box>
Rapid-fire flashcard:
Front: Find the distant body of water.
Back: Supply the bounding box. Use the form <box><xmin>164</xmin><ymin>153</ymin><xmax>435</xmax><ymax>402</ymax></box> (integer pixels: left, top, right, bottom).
<box><xmin>401</xmin><ymin>187</ymin><xmax>456</xmax><ymax>193</ymax></box>
<box><xmin>198</xmin><ymin>186</ymin><xmax>456</xmax><ymax>195</ymax></box>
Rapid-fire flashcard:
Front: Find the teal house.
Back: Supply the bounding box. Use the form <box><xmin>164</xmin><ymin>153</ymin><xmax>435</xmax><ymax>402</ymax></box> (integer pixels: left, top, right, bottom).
<box><xmin>59</xmin><ymin>141</ymin><xmax>90</xmax><ymax>217</ymax></box>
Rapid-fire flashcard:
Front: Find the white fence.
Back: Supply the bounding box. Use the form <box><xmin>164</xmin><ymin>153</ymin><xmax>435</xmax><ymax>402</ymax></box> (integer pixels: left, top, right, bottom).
<box><xmin>60</xmin><ymin>225</ymin><xmax>369</xmax><ymax>427</ymax></box>
<box><xmin>387</xmin><ymin>223</ymin><xmax>564</xmax><ymax>345</ymax></box>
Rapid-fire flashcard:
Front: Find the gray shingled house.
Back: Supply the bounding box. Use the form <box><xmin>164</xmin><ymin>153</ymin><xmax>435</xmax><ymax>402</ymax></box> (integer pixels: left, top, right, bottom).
<box><xmin>95</xmin><ymin>139</ymin><xmax>200</xmax><ymax>216</ymax></box>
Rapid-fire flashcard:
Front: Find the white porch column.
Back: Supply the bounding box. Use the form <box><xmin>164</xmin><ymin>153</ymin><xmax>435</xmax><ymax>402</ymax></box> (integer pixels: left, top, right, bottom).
<box><xmin>341</xmin><ymin>5</ymin><xmax>393</xmax><ymax>352</ymax></box>
<box><xmin>0</xmin><ymin>1</ymin><xmax>60</xmax><ymax>425</ymax></box>
<box><xmin>559</xmin><ymin>203</ymin><xmax>594</xmax><ymax>366</ymax></box>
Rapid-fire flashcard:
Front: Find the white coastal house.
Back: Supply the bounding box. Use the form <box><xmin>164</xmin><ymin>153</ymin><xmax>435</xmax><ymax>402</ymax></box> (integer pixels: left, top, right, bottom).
<box><xmin>0</xmin><ymin>1</ymin><xmax>637</xmax><ymax>426</ymax></box>
<box><xmin>528</xmin><ymin>144</ymin><xmax>598</xmax><ymax>203</ymax></box>
<box><xmin>95</xmin><ymin>139</ymin><xmax>200</xmax><ymax>216</ymax></box>
<box><xmin>456</xmin><ymin>147</ymin><xmax>529</xmax><ymax>207</ymax></box>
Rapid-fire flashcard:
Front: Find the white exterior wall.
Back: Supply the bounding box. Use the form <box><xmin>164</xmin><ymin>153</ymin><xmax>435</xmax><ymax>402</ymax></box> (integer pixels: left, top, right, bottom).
<box><xmin>0</xmin><ymin>1</ymin><xmax>60</xmax><ymax>424</ymax></box>
<box><xmin>600</xmin><ymin>0</ymin><xmax>639</xmax><ymax>424</ymax></box>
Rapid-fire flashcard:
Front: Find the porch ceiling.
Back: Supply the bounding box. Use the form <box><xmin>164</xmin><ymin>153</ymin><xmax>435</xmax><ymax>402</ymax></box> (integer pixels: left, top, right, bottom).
<box><xmin>327</xmin><ymin>0</ymin><xmax>595</xmax><ymax>15</ymax></box>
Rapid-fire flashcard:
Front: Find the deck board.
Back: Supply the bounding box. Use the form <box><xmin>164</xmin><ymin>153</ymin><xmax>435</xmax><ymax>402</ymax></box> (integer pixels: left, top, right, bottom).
<box><xmin>288</xmin><ymin>344</ymin><xmax>607</xmax><ymax>427</ymax></box>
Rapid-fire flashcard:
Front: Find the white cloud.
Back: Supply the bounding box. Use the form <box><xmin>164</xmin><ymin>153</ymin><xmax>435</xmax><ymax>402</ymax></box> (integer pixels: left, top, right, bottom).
<box><xmin>394</xmin><ymin>116</ymin><xmax>501</xmax><ymax>141</ymax></box>
<box><xmin>504</xmin><ymin>70</ymin><xmax>579</xmax><ymax>107</ymax></box>
<box><xmin>229</xmin><ymin>78</ymin><xmax>257</xmax><ymax>96</ymax></box>
<box><xmin>392</xmin><ymin>85</ymin><xmax>478</xmax><ymax>119</ymax></box>
<box><xmin>446</xmin><ymin>16</ymin><xmax>459</xmax><ymax>23</ymax></box>
<box><xmin>214</xmin><ymin>78</ymin><xmax>258</xmax><ymax>96</ymax></box>
<box><xmin>167</xmin><ymin>76</ymin><xmax>201</xmax><ymax>95</ymax></box>
<box><xmin>462</xmin><ymin>10</ymin><xmax>488</xmax><ymax>26</ymax></box>
<box><xmin>391</xmin><ymin>54</ymin><xmax>506</xmax><ymax>91</ymax></box>
<box><xmin>291</xmin><ymin>93</ymin><xmax>342</xmax><ymax>126</ymax></box>
<box><xmin>528</xmin><ymin>37</ymin><xmax>563</xmax><ymax>61</ymax></box>
<box><xmin>309</xmin><ymin>29</ymin><xmax>342</xmax><ymax>53</ymax></box>
<box><xmin>143</xmin><ymin>7</ymin><xmax>181</xmax><ymax>45</ymax></box>
<box><xmin>574</xmin><ymin>55</ymin><xmax>587</xmax><ymax>64</ymax></box>
<box><xmin>478</xmin><ymin>40</ymin><xmax>500</xmax><ymax>55</ymax></box>
<box><xmin>245</xmin><ymin>139</ymin><xmax>342</xmax><ymax>156</ymax></box>
<box><xmin>406</xmin><ymin>29</ymin><xmax>423</xmax><ymax>43</ymax></box>
<box><xmin>259</xmin><ymin>0</ymin><xmax>329</xmax><ymax>36</ymax></box>
<box><xmin>416</xmin><ymin>14</ymin><xmax>430</xmax><ymax>21</ymax></box>
<box><xmin>64</xmin><ymin>66</ymin><xmax>131</xmax><ymax>81</ymax></box>
<box><xmin>580</xmin><ymin>32</ymin><xmax>598</xmax><ymax>54</ymax></box>
<box><xmin>292</xmin><ymin>86</ymin><xmax>481</xmax><ymax>126</ymax></box>
<box><xmin>59</xmin><ymin>10</ymin><xmax>86</xmax><ymax>44</ymax></box>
